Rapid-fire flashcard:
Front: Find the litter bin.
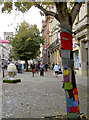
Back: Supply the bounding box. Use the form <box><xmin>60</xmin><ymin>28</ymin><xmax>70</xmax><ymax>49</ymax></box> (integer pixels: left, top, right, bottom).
<box><xmin>7</xmin><ymin>63</ymin><xmax>17</xmax><ymax>80</ymax></box>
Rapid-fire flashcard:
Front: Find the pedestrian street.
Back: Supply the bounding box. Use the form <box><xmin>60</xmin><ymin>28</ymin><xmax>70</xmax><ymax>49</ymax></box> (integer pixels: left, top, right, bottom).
<box><xmin>0</xmin><ymin>70</ymin><xmax>88</xmax><ymax>118</ymax></box>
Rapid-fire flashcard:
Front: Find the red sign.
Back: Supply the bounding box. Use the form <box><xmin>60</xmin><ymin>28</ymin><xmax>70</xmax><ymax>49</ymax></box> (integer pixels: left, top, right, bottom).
<box><xmin>0</xmin><ymin>40</ymin><xmax>9</xmax><ymax>43</ymax></box>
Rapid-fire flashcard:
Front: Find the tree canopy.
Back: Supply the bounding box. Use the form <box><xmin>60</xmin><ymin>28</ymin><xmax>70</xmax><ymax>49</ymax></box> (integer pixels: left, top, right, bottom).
<box><xmin>1</xmin><ymin>1</ymin><xmax>82</xmax><ymax>29</ymax></box>
<box><xmin>11</xmin><ymin>22</ymin><xmax>44</xmax><ymax>61</ymax></box>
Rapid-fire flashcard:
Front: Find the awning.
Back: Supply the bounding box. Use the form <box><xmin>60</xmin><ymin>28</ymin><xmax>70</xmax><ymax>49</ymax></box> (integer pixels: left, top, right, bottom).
<box><xmin>0</xmin><ymin>40</ymin><xmax>9</xmax><ymax>43</ymax></box>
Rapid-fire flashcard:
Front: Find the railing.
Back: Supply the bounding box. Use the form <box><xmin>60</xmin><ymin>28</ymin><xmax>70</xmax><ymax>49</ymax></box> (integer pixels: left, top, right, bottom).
<box><xmin>49</xmin><ymin>38</ymin><xmax>60</xmax><ymax>49</ymax></box>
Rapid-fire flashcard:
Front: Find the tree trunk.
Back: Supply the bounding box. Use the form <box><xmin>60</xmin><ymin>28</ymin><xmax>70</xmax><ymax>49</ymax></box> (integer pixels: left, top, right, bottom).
<box><xmin>60</xmin><ymin>24</ymin><xmax>80</xmax><ymax>119</ymax></box>
<box><xmin>25</xmin><ymin>60</ymin><xmax>28</xmax><ymax>71</ymax></box>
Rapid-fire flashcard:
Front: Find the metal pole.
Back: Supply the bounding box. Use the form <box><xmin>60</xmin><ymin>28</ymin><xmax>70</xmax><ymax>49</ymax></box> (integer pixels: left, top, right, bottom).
<box><xmin>2</xmin><ymin>63</ymin><xmax>4</xmax><ymax>77</ymax></box>
<box><xmin>2</xmin><ymin>43</ymin><xmax>4</xmax><ymax>77</ymax></box>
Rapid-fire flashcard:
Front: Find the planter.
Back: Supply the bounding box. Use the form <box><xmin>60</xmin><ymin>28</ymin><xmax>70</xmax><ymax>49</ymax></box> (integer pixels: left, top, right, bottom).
<box><xmin>3</xmin><ymin>79</ymin><xmax>21</xmax><ymax>83</ymax></box>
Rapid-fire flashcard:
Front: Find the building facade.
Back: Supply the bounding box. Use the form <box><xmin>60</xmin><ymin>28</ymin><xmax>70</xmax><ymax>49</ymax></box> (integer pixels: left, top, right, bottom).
<box><xmin>42</xmin><ymin>14</ymin><xmax>50</xmax><ymax>65</ymax></box>
<box><xmin>73</xmin><ymin>2</ymin><xmax>89</xmax><ymax>76</ymax></box>
<box><xmin>41</xmin><ymin>8</ymin><xmax>62</xmax><ymax>68</ymax></box>
<box><xmin>4</xmin><ymin>32</ymin><xmax>13</xmax><ymax>40</ymax></box>
<box><xmin>0</xmin><ymin>32</ymin><xmax>13</xmax><ymax>71</ymax></box>
<box><xmin>4</xmin><ymin>32</ymin><xmax>13</xmax><ymax>62</ymax></box>
<box><xmin>49</xmin><ymin>15</ymin><xmax>62</xmax><ymax>69</ymax></box>
<box><xmin>0</xmin><ymin>41</ymin><xmax>10</xmax><ymax>74</ymax></box>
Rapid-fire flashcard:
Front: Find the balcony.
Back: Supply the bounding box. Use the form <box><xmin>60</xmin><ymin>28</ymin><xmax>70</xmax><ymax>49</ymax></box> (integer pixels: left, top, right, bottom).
<box><xmin>49</xmin><ymin>38</ymin><xmax>60</xmax><ymax>52</ymax></box>
<box><xmin>49</xmin><ymin>38</ymin><xmax>60</xmax><ymax>48</ymax></box>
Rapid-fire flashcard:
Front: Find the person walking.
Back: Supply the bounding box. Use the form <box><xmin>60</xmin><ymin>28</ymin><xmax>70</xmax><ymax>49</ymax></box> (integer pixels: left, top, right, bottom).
<box><xmin>53</xmin><ymin>63</ymin><xmax>59</xmax><ymax>77</ymax></box>
<box><xmin>45</xmin><ymin>63</ymin><xmax>48</xmax><ymax>71</ymax></box>
<box><xmin>38</xmin><ymin>62</ymin><xmax>40</xmax><ymax>71</ymax></box>
<box><xmin>52</xmin><ymin>62</ymin><xmax>55</xmax><ymax>70</ymax></box>
<box><xmin>31</xmin><ymin>62</ymin><xmax>35</xmax><ymax>77</ymax></box>
<box><xmin>21</xmin><ymin>64</ymin><xmax>24</xmax><ymax>73</ymax></box>
<box><xmin>35</xmin><ymin>63</ymin><xmax>39</xmax><ymax>75</ymax></box>
<box><xmin>18</xmin><ymin>63</ymin><xmax>22</xmax><ymax>73</ymax></box>
<box><xmin>40</xmin><ymin>63</ymin><xmax>44</xmax><ymax>76</ymax></box>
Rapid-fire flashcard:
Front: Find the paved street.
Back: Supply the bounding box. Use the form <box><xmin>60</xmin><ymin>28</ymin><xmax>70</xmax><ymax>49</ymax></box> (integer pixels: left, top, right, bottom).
<box><xmin>0</xmin><ymin>70</ymin><xmax>88</xmax><ymax>119</ymax></box>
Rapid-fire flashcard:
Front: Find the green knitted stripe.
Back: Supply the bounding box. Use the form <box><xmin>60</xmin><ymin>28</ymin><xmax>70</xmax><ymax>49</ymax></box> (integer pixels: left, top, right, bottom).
<box><xmin>59</xmin><ymin>24</ymin><xmax>73</xmax><ymax>35</ymax></box>
<box><xmin>62</xmin><ymin>37</ymin><xmax>69</xmax><ymax>40</ymax></box>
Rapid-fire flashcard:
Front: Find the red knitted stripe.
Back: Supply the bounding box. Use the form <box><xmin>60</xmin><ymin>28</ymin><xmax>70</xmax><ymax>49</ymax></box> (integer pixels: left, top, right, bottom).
<box><xmin>60</xmin><ymin>31</ymin><xmax>73</xmax><ymax>50</ymax></box>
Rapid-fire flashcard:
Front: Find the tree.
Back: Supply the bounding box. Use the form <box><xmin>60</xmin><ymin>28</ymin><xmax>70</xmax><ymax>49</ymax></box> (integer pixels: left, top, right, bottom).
<box><xmin>11</xmin><ymin>22</ymin><xmax>44</xmax><ymax>71</ymax></box>
<box><xmin>1</xmin><ymin>1</ymin><xmax>83</xmax><ymax>119</ymax></box>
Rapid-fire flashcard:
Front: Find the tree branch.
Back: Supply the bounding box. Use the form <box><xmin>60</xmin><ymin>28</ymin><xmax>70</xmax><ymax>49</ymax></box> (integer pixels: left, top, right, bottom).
<box><xmin>54</xmin><ymin>2</ymin><xmax>68</xmax><ymax>23</ymax></box>
<box><xmin>33</xmin><ymin>1</ymin><xmax>59</xmax><ymax>21</ymax></box>
<box><xmin>71</xmin><ymin>2</ymin><xmax>82</xmax><ymax>24</ymax></box>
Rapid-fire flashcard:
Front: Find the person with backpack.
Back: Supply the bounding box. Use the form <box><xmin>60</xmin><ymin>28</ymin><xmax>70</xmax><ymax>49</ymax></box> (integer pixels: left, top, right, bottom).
<box><xmin>40</xmin><ymin>63</ymin><xmax>44</xmax><ymax>76</ymax></box>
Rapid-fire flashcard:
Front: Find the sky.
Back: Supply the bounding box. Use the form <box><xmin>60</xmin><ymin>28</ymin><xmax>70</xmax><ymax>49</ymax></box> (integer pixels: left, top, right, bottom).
<box><xmin>0</xmin><ymin>6</ymin><xmax>45</xmax><ymax>39</ymax></box>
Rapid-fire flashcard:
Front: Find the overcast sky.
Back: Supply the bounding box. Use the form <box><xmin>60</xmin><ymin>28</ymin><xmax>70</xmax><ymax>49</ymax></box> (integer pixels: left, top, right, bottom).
<box><xmin>0</xmin><ymin>6</ymin><xmax>44</xmax><ymax>39</ymax></box>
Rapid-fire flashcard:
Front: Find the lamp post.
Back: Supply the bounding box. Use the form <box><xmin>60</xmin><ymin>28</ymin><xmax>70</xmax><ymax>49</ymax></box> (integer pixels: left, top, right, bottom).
<box><xmin>2</xmin><ymin>63</ymin><xmax>4</xmax><ymax>77</ymax></box>
<box><xmin>1</xmin><ymin>43</ymin><xmax>5</xmax><ymax>77</ymax></box>
<box><xmin>2</xmin><ymin>49</ymin><xmax>4</xmax><ymax>77</ymax></box>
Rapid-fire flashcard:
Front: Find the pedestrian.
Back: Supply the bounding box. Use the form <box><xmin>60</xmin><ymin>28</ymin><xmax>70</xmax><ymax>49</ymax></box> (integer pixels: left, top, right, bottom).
<box><xmin>35</xmin><ymin>63</ymin><xmax>39</xmax><ymax>74</ymax></box>
<box><xmin>21</xmin><ymin>64</ymin><xmax>24</xmax><ymax>73</ymax></box>
<box><xmin>18</xmin><ymin>63</ymin><xmax>22</xmax><ymax>73</ymax></box>
<box><xmin>53</xmin><ymin>63</ymin><xmax>59</xmax><ymax>77</ymax></box>
<box><xmin>52</xmin><ymin>62</ymin><xmax>55</xmax><ymax>70</ymax></box>
<box><xmin>57</xmin><ymin>63</ymin><xmax>62</xmax><ymax>74</ymax></box>
<box><xmin>31</xmin><ymin>62</ymin><xmax>35</xmax><ymax>77</ymax></box>
<box><xmin>45</xmin><ymin>63</ymin><xmax>48</xmax><ymax>71</ymax></box>
<box><xmin>15</xmin><ymin>62</ymin><xmax>19</xmax><ymax>73</ymax></box>
<box><xmin>37</xmin><ymin>62</ymin><xmax>40</xmax><ymax>73</ymax></box>
<box><xmin>4</xmin><ymin>64</ymin><xmax>7</xmax><ymax>70</ymax></box>
<box><xmin>38</xmin><ymin>62</ymin><xmax>40</xmax><ymax>70</ymax></box>
<box><xmin>40</xmin><ymin>63</ymin><xmax>44</xmax><ymax>76</ymax></box>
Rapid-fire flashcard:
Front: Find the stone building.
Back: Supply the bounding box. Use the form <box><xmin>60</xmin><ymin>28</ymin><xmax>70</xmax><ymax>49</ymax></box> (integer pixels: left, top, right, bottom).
<box><xmin>4</xmin><ymin>32</ymin><xmax>13</xmax><ymax>40</ymax></box>
<box><xmin>0</xmin><ymin>44</ymin><xmax>9</xmax><ymax>65</ymax></box>
<box><xmin>0</xmin><ymin>32</ymin><xmax>13</xmax><ymax>67</ymax></box>
<box><xmin>41</xmin><ymin>11</ymin><xmax>50</xmax><ymax>65</ymax></box>
<box><xmin>0</xmin><ymin>41</ymin><xmax>10</xmax><ymax>74</ymax></box>
<box><xmin>41</xmin><ymin>6</ymin><xmax>62</xmax><ymax>68</ymax></box>
<box><xmin>48</xmin><ymin>5</ymin><xmax>62</xmax><ymax>69</ymax></box>
<box><xmin>73</xmin><ymin>2</ymin><xmax>89</xmax><ymax>76</ymax></box>
<box><xmin>49</xmin><ymin>15</ymin><xmax>61</xmax><ymax>69</ymax></box>
<box><xmin>4</xmin><ymin>32</ymin><xmax>13</xmax><ymax>62</ymax></box>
